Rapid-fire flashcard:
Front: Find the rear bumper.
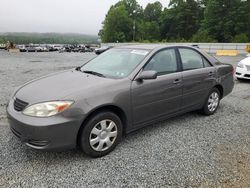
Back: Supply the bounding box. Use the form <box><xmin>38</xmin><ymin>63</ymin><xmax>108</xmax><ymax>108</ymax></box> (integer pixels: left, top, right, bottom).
<box><xmin>7</xmin><ymin>99</ymin><xmax>84</xmax><ymax>150</ymax></box>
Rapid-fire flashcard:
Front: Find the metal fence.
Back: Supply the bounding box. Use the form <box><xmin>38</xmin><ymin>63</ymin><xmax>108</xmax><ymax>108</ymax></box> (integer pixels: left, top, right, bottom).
<box><xmin>102</xmin><ymin>43</ymin><xmax>249</xmax><ymax>54</ymax></box>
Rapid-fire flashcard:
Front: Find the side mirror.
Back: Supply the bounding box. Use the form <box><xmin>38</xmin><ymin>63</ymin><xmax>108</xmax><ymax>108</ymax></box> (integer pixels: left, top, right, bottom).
<box><xmin>136</xmin><ymin>70</ymin><xmax>157</xmax><ymax>81</ymax></box>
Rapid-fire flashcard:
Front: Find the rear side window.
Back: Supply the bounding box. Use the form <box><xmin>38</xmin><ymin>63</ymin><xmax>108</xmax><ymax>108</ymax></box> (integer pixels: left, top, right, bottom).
<box><xmin>144</xmin><ymin>49</ymin><xmax>177</xmax><ymax>76</ymax></box>
<box><xmin>179</xmin><ymin>48</ymin><xmax>204</xmax><ymax>71</ymax></box>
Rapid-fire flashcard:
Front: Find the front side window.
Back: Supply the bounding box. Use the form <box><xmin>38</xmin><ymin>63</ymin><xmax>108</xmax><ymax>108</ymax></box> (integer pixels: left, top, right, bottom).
<box><xmin>179</xmin><ymin>48</ymin><xmax>204</xmax><ymax>71</ymax></box>
<box><xmin>81</xmin><ymin>48</ymin><xmax>149</xmax><ymax>78</ymax></box>
<box><xmin>203</xmin><ymin>57</ymin><xmax>212</xmax><ymax>67</ymax></box>
<box><xmin>144</xmin><ymin>49</ymin><xmax>178</xmax><ymax>75</ymax></box>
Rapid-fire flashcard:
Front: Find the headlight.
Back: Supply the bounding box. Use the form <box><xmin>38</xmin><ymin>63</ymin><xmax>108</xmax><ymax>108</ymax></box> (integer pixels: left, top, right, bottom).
<box><xmin>23</xmin><ymin>101</ymin><xmax>73</xmax><ymax>117</ymax></box>
<box><xmin>237</xmin><ymin>62</ymin><xmax>244</xmax><ymax>68</ymax></box>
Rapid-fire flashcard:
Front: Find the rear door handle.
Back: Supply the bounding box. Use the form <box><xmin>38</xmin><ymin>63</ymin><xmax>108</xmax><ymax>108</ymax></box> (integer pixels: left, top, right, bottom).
<box><xmin>173</xmin><ymin>79</ymin><xmax>182</xmax><ymax>84</ymax></box>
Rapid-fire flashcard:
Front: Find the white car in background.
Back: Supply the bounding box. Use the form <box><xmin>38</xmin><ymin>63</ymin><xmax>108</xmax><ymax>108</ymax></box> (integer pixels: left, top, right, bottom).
<box><xmin>235</xmin><ymin>54</ymin><xmax>250</xmax><ymax>80</ymax></box>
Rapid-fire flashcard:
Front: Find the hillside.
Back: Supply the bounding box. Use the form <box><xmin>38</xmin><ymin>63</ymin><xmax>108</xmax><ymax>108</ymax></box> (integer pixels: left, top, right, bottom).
<box><xmin>0</xmin><ymin>32</ymin><xmax>99</xmax><ymax>44</ymax></box>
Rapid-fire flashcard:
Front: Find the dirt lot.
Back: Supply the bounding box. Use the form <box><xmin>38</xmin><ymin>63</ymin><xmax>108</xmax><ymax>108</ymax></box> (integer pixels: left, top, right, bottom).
<box><xmin>0</xmin><ymin>50</ymin><xmax>250</xmax><ymax>187</ymax></box>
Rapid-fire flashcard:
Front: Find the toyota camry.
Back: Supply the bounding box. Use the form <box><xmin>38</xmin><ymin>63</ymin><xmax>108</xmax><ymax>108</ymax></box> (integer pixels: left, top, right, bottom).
<box><xmin>7</xmin><ymin>45</ymin><xmax>234</xmax><ymax>157</ymax></box>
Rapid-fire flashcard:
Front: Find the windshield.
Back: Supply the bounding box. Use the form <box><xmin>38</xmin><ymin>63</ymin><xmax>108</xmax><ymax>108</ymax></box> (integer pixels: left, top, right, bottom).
<box><xmin>81</xmin><ymin>48</ymin><xmax>149</xmax><ymax>78</ymax></box>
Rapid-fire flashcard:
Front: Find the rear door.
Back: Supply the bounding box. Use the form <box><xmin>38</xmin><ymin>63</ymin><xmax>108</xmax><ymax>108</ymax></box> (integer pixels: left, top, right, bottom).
<box><xmin>178</xmin><ymin>47</ymin><xmax>216</xmax><ymax>110</ymax></box>
<box><xmin>131</xmin><ymin>48</ymin><xmax>183</xmax><ymax>126</ymax></box>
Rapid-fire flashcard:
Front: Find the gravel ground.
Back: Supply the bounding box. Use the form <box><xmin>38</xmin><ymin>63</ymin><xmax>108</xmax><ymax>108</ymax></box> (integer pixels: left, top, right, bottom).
<box><xmin>0</xmin><ymin>50</ymin><xmax>250</xmax><ymax>187</ymax></box>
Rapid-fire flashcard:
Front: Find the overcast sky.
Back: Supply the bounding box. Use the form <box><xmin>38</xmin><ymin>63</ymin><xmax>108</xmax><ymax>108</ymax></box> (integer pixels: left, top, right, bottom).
<box><xmin>0</xmin><ymin>0</ymin><xmax>170</xmax><ymax>35</ymax></box>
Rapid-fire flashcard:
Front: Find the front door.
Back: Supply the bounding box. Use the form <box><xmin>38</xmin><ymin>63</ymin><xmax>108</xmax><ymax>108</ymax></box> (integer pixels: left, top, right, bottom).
<box><xmin>131</xmin><ymin>48</ymin><xmax>183</xmax><ymax>126</ymax></box>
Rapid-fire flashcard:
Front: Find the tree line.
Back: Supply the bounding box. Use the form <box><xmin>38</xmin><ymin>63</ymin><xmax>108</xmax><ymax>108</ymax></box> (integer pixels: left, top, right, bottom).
<box><xmin>0</xmin><ymin>33</ymin><xmax>99</xmax><ymax>44</ymax></box>
<box><xmin>99</xmin><ymin>0</ymin><xmax>250</xmax><ymax>43</ymax></box>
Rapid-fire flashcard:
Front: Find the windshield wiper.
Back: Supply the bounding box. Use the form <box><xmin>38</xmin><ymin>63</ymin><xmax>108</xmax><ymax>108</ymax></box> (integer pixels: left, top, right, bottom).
<box><xmin>82</xmin><ymin>70</ymin><xmax>106</xmax><ymax>77</ymax></box>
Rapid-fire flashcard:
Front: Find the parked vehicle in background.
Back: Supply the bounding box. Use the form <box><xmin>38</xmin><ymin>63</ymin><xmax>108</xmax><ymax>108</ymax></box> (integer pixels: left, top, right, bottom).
<box><xmin>72</xmin><ymin>47</ymin><xmax>81</xmax><ymax>52</ymax></box>
<box><xmin>42</xmin><ymin>47</ymin><xmax>49</xmax><ymax>52</ymax></box>
<box><xmin>0</xmin><ymin>43</ymin><xmax>6</xmax><ymax>49</ymax></box>
<box><xmin>85</xmin><ymin>45</ymin><xmax>95</xmax><ymax>52</ymax></box>
<box><xmin>7</xmin><ymin>45</ymin><xmax>234</xmax><ymax>157</ymax></box>
<box><xmin>26</xmin><ymin>46</ymin><xmax>36</xmax><ymax>52</ymax></box>
<box><xmin>16</xmin><ymin>45</ymin><xmax>27</xmax><ymax>52</ymax></box>
<box><xmin>84</xmin><ymin>47</ymin><xmax>93</xmax><ymax>52</ymax></box>
<box><xmin>95</xmin><ymin>46</ymin><xmax>112</xmax><ymax>55</ymax></box>
<box><xmin>47</xmin><ymin>44</ymin><xmax>63</xmax><ymax>52</ymax></box>
<box><xmin>58</xmin><ymin>45</ymin><xmax>95</xmax><ymax>53</ymax></box>
<box><xmin>35</xmin><ymin>46</ymin><xmax>44</xmax><ymax>52</ymax></box>
<box><xmin>235</xmin><ymin>54</ymin><xmax>250</xmax><ymax>80</ymax></box>
<box><xmin>2</xmin><ymin>43</ymin><xmax>98</xmax><ymax>53</ymax></box>
<box><xmin>53</xmin><ymin>45</ymin><xmax>64</xmax><ymax>51</ymax></box>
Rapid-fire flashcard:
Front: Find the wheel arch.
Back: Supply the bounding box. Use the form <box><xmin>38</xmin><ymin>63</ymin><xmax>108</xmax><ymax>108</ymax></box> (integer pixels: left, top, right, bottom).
<box><xmin>214</xmin><ymin>84</ymin><xmax>224</xmax><ymax>99</ymax></box>
<box><xmin>76</xmin><ymin>104</ymin><xmax>127</xmax><ymax>146</ymax></box>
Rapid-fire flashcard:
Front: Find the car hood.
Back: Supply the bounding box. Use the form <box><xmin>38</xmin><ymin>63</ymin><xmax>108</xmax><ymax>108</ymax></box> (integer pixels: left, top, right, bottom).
<box><xmin>241</xmin><ymin>57</ymin><xmax>250</xmax><ymax>66</ymax></box>
<box><xmin>15</xmin><ymin>70</ymin><xmax>116</xmax><ymax>104</ymax></box>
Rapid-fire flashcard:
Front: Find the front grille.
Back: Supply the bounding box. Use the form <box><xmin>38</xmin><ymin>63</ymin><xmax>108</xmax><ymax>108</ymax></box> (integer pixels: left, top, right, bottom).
<box><xmin>14</xmin><ymin>98</ymin><xmax>29</xmax><ymax>112</ymax></box>
<box><xmin>244</xmin><ymin>74</ymin><xmax>250</xmax><ymax>78</ymax></box>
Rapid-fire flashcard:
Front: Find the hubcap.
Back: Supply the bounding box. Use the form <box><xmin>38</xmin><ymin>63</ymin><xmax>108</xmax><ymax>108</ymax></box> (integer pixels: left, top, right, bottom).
<box><xmin>208</xmin><ymin>92</ymin><xmax>219</xmax><ymax>112</ymax></box>
<box><xmin>89</xmin><ymin>119</ymin><xmax>118</xmax><ymax>152</ymax></box>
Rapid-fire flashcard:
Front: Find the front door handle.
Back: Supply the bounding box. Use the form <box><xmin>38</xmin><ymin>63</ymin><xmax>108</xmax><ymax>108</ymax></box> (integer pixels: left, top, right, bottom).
<box><xmin>208</xmin><ymin>72</ymin><xmax>214</xmax><ymax>76</ymax></box>
<box><xmin>173</xmin><ymin>79</ymin><xmax>182</xmax><ymax>84</ymax></box>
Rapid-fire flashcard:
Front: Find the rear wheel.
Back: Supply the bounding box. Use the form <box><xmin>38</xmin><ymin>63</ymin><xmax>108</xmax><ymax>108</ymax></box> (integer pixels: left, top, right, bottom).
<box><xmin>79</xmin><ymin>111</ymin><xmax>122</xmax><ymax>158</ymax></box>
<box><xmin>201</xmin><ymin>88</ymin><xmax>221</xmax><ymax>115</ymax></box>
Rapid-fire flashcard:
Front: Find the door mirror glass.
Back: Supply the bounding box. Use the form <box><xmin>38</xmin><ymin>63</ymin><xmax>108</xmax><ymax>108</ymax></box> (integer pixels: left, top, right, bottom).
<box><xmin>137</xmin><ymin>71</ymin><xmax>157</xmax><ymax>80</ymax></box>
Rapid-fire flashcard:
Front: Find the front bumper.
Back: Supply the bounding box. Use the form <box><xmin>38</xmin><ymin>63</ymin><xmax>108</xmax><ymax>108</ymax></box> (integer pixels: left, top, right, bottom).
<box><xmin>7</xmin><ymin>99</ymin><xmax>84</xmax><ymax>150</ymax></box>
<box><xmin>235</xmin><ymin>67</ymin><xmax>250</xmax><ymax>80</ymax></box>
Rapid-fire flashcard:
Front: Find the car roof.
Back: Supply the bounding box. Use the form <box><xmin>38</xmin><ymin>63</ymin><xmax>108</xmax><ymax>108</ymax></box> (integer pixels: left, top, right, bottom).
<box><xmin>115</xmin><ymin>44</ymin><xmax>220</xmax><ymax>65</ymax></box>
<box><xmin>115</xmin><ymin>44</ymin><xmax>205</xmax><ymax>51</ymax></box>
<box><xmin>116</xmin><ymin>44</ymin><xmax>173</xmax><ymax>50</ymax></box>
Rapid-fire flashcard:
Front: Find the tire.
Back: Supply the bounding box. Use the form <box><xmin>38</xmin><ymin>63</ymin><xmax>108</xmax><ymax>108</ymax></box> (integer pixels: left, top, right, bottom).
<box><xmin>201</xmin><ymin>88</ymin><xmax>221</xmax><ymax>115</ymax></box>
<box><xmin>79</xmin><ymin>111</ymin><xmax>123</xmax><ymax>158</ymax></box>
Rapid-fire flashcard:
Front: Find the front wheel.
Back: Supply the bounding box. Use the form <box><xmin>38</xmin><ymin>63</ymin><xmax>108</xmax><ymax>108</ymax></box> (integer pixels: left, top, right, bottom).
<box><xmin>79</xmin><ymin>111</ymin><xmax>123</xmax><ymax>158</ymax></box>
<box><xmin>201</xmin><ymin>88</ymin><xmax>221</xmax><ymax>115</ymax></box>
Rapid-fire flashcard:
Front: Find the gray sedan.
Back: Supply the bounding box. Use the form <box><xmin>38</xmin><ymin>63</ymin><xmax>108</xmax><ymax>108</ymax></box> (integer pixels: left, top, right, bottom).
<box><xmin>7</xmin><ymin>45</ymin><xmax>234</xmax><ymax>157</ymax></box>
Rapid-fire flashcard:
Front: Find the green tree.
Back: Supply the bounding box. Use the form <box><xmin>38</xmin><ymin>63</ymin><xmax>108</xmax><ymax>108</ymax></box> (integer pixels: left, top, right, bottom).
<box><xmin>144</xmin><ymin>1</ymin><xmax>162</xmax><ymax>22</ymax></box>
<box><xmin>115</xmin><ymin>0</ymin><xmax>143</xmax><ymax>17</ymax></box>
<box><xmin>161</xmin><ymin>0</ymin><xmax>201</xmax><ymax>40</ymax></box>
<box><xmin>233</xmin><ymin>34</ymin><xmax>249</xmax><ymax>43</ymax></box>
<box><xmin>201</xmin><ymin>0</ymin><xmax>249</xmax><ymax>42</ymax></box>
<box><xmin>142</xmin><ymin>21</ymin><xmax>161</xmax><ymax>41</ymax></box>
<box><xmin>0</xmin><ymin>33</ymin><xmax>98</xmax><ymax>44</ymax></box>
<box><xmin>233</xmin><ymin>0</ymin><xmax>250</xmax><ymax>40</ymax></box>
<box><xmin>100</xmin><ymin>0</ymin><xmax>249</xmax><ymax>43</ymax></box>
<box><xmin>191</xmin><ymin>29</ymin><xmax>217</xmax><ymax>42</ymax></box>
<box><xmin>0</xmin><ymin>37</ymin><xmax>5</xmax><ymax>43</ymax></box>
<box><xmin>142</xmin><ymin>2</ymin><xmax>162</xmax><ymax>41</ymax></box>
<box><xmin>100</xmin><ymin>0</ymin><xmax>144</xmax><ymax>42</ymax></box>
<box><xmin>101</xmin><ymin>5</ymin><xmax>132</xmax><ymax>42</ymax></box>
